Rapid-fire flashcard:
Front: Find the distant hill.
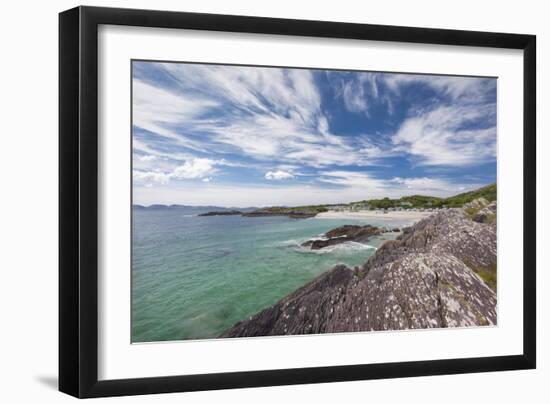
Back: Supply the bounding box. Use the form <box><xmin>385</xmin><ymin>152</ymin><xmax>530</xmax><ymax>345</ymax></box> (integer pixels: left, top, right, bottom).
<box><xmin>360</xmin><ymin>183</ymin><xmax>496</xmax><ymax>210</ymax></box>
<box><xmin>442</xmin><ymin>184</ymin><xmax>496</xmax><ymax>207</ymax></box>
<box><xmin>133</xmin><ymin>184</ymin><xmax>496</xmax><ymax>214</ymax></box>
<box><xmin>132</xmin><ymin>204</ymin><xmax>258</xmax><ymax>212</ymax></box>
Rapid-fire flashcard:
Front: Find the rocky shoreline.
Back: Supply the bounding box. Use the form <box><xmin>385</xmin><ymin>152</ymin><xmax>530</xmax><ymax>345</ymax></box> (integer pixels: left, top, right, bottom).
<box><xmin>220</xmin><ymin>198</ymin><xmax>497</xmax><ymax>337</ymax></box>
<box><xmin>301</xmin><ymin>224</ymin><xmax>391</xmax><ymax>250</ymax></box>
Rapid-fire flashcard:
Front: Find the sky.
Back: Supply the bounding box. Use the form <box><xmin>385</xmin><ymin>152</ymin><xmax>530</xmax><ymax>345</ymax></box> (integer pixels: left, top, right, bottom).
<box><xmin>132</xmin><ymin>61</ymin><xmax>497</xmax><ymax>207</ymax></box>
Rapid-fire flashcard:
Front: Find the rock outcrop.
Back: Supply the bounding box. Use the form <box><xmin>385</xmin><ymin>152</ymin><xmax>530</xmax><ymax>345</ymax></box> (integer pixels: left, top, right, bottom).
<box><xmin>198</xmin><ymin>210</ymin><xmax>242</xmax><ymax>216</ymax></box>
<box><xmin>472</xmin><ymin>201</ymin><xmax>497</xmax><ymax>224</ymax></box>
<box><xmin>301</xmin><ymin>224</ymin><xmax>382</xmax><ymax>250</ymax></box>
<box><xmin>243</xmin><ymin>208</ymin><xmax>320</xmax><ymax>219</ymax></box>
<box><xmin>221</xmin><ymin>204</ymin><xmax>497</xmax><ymax>338</ymax></box>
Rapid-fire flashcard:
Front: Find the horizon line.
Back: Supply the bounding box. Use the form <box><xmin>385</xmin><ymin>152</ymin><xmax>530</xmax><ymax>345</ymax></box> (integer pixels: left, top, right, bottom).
<box><xmin>132</xmin><ymin>182</ymin><xmax>496</xmax><ymax>209</ymax></box>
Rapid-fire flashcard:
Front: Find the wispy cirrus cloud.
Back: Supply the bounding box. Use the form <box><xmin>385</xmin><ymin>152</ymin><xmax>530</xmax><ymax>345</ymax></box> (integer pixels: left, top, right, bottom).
<box><xmin>331</xmin><ymin>72</ymin><xmax>380</xmax><ymax>115</ymax></box>
<box><xmin>318</xmin><ymin>171</ymin><xmax>482</xmax><ymax>198</ymax></box>
<box><xmin>133</xmin><ymin>63</ymin><xmax>386</xmax><ymax>169</ymax></box>
<box><xmin>133</xmin><ymin>80</ymin><xmax>218</xmax><ymax>152</ymax></box>
<box><xmin>392</xmin><ymin>103</ymin><xmax>496</xmax><ymax>166</ymax></box>
<box><xmin>331</xmin><ymin>71</ymin><xmax>495</xmax><ymax>108</ymax></box>
<box><xmin>383</xmin><ymin>74</ymin><xmax>495</xmax><ymax>103</ymax></box>
<box><xmin>328</xmin><ymin>71</ymin><xmax>497</xmax><ymax>167</ymax></box>
<box><xmin>132</xmin><ymin>61</ymin><xmax>497</xmax><ymax>205</ymax></box>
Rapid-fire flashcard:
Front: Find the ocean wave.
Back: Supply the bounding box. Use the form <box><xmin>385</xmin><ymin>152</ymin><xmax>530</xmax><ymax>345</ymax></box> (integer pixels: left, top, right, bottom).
<box><xmin>274</xmin><ymin>238</ymin><xmax>303</xmax><ymax>247</ymax></box>
<box><xmin>272</xmin><ymin>238</ymin><xmax>377</xmax><ymax>255</ymax></box>
<box><xmin>294</xmin><ymin>241</ymin><xmax>377</xmax><ymax>254</ymax></box>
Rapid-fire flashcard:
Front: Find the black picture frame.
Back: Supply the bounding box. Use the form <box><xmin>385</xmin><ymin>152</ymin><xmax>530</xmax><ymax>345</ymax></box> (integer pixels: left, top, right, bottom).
<box><xmin>59</xmin><ymin>5</ymin><xmax>536</xmax><ymax>398</ymax></box>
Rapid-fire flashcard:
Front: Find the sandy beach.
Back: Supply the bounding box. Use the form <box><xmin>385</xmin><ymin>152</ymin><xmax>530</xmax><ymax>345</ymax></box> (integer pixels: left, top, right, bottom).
<box><xmin>317</xmin><ymin>210</ymin><xmax>433</xmax><ymax>222</ymax></box>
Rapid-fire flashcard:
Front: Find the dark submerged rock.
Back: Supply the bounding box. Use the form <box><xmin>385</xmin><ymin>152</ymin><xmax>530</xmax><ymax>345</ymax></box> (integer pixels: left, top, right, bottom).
<box><xmin>301</xmin><ymin>224</ymin><xmax>382</xmax><ymax>250</ymax></box>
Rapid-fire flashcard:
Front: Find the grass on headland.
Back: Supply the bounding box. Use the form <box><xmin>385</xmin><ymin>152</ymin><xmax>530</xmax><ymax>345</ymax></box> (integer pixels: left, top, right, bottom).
<box><xmin>353</xmin><ymin>184</ymin><xmax>496</xmax><ymax>210</ymax></box>
<box><xmin>470</xmin><ymin>262</ymin><xmax>497</xmax><ymax>291</ymax></box>
<box><xmin>245</xmin><ymin>183</ymin><xmax>497</xmax><ymax>217</ymax></box>
<box><xmin>464</xmin><ymin>206</ymin><xmax>496</xmax><ymax>224</ymax></box>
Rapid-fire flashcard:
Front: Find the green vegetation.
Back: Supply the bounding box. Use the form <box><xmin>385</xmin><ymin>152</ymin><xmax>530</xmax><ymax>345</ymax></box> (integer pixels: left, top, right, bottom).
<box><xmin>470</xmin><ymin>262</ymin><xmax>497</xmax><ymax>291</ymax></box>
<box><xmin>243</xmin><ymin>205</ymin><xmax>328</xmax><ymax>218</ymax></box>
<box><xmin>442</xmin><ymin>184</ymin><xmax>496</xmax><ymax>208</ymax></box>
<box><xmin>246</xmin><ymin>183</ymin><xmax>496</xmax><ymax>218</ymax></box>
<box><xmin>357</xmin><ymin>183</ymin><xmax>496</xmax><ymax>210</ymax></box>
<box><xmin>366</xmin><ymin>195</ymin><xmax>443</xmax><ymax>210</ymax></box>
<box><xmin>353</xmin><ymin>266</ymin><xmax>369</xmax><ymax>280</ymax></box>
<box><xmin>485</xmin><ymin>213</ymin><xmax>496</xmax><ymax>224</ymax></box>
<box><xmin>464</xmin><ymin>206</ymin><xmax>481</xmax><ymax>219</ymax></box>
<box><xmin>252</xmin><ymin>205</ymin><xmax>329</xmax><ymax>214</ymax></box>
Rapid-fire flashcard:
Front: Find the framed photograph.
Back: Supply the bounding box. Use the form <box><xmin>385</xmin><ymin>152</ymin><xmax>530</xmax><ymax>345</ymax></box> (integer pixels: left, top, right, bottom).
<box><xmin>59</xmin><ymin>6</ymin><xmax>536</xmax><ymax>398</ymax></box>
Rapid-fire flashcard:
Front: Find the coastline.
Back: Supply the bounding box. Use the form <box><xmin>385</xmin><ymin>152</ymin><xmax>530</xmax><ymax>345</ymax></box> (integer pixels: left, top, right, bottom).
<box><xmin>221</xmin><ymin>200</ymin><xmax>498</xmax><ymax>338</ymax></box>
<box><xmin>317</xmin><ymin>210</ymin><xmax>433</xmax><ymax>222</ymax></box>
<box><xmin>132</xmin><ymin>190</ymin><xmax>497</xmax><ymax>341</ymax></box>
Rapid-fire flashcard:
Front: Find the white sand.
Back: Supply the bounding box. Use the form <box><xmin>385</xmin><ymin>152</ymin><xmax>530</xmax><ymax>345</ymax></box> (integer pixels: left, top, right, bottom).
<box><xmin>317</xmin><ymin>210</ymin><xmax>433</xmax><ymax>222</ymax></box>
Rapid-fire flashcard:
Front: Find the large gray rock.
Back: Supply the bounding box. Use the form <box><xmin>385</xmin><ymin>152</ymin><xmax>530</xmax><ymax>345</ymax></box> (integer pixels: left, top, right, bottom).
<box><xmin>220</xmin><ymin>206</ymin><xmax>497</xmax><ymax>338</ymax></box>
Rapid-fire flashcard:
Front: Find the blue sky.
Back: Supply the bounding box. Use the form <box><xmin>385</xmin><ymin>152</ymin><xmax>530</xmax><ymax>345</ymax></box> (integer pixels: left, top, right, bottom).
<box><xmin>132</xmin><ymin>61</ymin><xmax>497</xmax><ymax>207</ymax></box>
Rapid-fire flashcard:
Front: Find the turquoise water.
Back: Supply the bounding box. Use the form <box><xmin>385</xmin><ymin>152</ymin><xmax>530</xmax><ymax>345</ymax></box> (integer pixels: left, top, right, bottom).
<box><xmin>132</xmin><ymin>208</ymin><xmax>403</xmax><ymax>342</ymax></box>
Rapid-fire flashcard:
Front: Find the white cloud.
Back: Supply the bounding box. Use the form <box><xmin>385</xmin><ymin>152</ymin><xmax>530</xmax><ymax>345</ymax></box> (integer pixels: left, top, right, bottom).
<box><xmin>138</xmin><ymin>63</ymin><xmax>382</xmax><ymax>168</ymax></box>
<box><xmin>391</xmin><ymin>104</ymin><xmax>496</xmax><ymax>166</ymax></box>
<box><xmin>331</xmin><ymin>73</ymin><xmax>380</xmax><ymax>115</ymax></box>
<box><xmin>319</xmin><ymin>171</ymin><xmax>482</xmax><ymax>199</ymax></box>
<box><xmin>340</xmin><ymin>80</ymin><xmax>368</xmax><ymax>113</ymax></box>
<box><xmin>171</xmin><ymin>158</ymin><xmax>217</xmax><ymax>179</ymax></box>
<box><xmin>133</xmin><ymin>158</ymin><xmax>219</xmax><ymax>187</ymax></box>
<box><xmin>331</xmin><ymin>72</ymin><xmax>495</xmax><ymax>124</ymax></box>
<box><xmin>133</xmin><ymin>170</ymin><xmax>170</xmax><ymax>186</ymax></box>
<box><xmin>319</xmin><ymin>171</ymin><xmax>387</xmax><ymax>189</ymax></box>
<box><xmin>384</xmin><ymin>74</ymin><xmax>494</xmax><ymax>103</ymax></box>
<box><xmin>265</xmin><ymin>170</ymin><xmax>295</xmax><ymax>180</ymax></box>
<box><xmin>388</xmin><ymin>176</ymin><xmax>463</xmax><ymax>193</ymax></box>
<box><xmin>133</xmin><ymin>62</ymin><xmax>496</xmax><ymax>193</ymax></box>
<box><xmin>137</xmin><ymin>154</ymin><xmax>157</xmax><ymax>162</ymax></box>
<box><xmin>133</xmin><ymin>80</ymin><xmax>218</xmax><ymax>152</ymax></box>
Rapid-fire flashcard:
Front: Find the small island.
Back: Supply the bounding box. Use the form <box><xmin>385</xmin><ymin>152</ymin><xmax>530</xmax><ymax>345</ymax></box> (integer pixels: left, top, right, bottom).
<box><xmin>242</xmin><ymin>206</ymin><xmax>328</xmax><ymax>219</ymax></box>
<box><xmin>198</xmin><ymin>210</ymin><xmax>243</xmax><ymax>217</ymax></box>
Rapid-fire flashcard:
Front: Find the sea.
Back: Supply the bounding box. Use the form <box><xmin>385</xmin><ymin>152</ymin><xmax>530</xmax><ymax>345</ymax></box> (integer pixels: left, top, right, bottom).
<box><xmin>132</xmin><ymin>207</ymin><xmax>412</xmax><ymax>343</ymax></box>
